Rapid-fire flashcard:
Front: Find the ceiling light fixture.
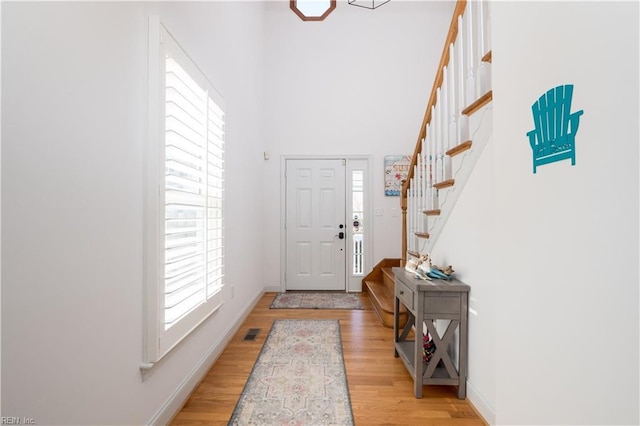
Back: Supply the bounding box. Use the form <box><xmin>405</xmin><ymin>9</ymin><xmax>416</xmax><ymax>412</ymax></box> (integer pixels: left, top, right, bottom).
<box><xmin>348</xmin><ymin>0</ymin><xmax>390</xmax><ymax>9</ymax></box>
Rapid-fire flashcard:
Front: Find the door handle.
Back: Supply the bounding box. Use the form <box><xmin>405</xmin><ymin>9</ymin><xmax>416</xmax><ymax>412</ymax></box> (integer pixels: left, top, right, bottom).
<box><xmin>336</xmin><ymin>232</ymin><xmax>345</xmax><ymax>239</ymax></box>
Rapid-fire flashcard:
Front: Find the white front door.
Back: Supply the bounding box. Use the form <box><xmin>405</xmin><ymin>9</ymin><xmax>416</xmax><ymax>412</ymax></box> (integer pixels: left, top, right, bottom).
<box><xmin>285</xmin><ymin>159</ymin><xmax>346</xmax><ymax>290</ymax></box>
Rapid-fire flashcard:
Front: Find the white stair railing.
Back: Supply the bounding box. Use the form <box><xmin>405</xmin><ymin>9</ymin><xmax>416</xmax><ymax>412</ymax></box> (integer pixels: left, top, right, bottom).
<box><xmin>402</xmin><ymin>0</ymin><xmax>493</xmax><ymax>264</ymax></box>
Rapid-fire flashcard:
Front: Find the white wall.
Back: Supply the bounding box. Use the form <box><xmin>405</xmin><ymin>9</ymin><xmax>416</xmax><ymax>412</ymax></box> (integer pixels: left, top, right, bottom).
<box><xmin>261</xmin><ymin>0</ymin><xmax>455</xmax><ymax>287</ymax></box>
<box><xmin>431</xmin><ymin>132</ymin><xmax>497</xmax><ymax>423</ymax></box>
<box><xmin>1</xmin><ymin>2</ymin><xmax>266</xmax><ymax>424</ymax></box>
<box><xmin>434</xmin><ymin>1</ymin><xmax>639</xmax><ymax>424</ymax></box>
<box><xmin>493</xmin><ymin>2</ymin><xmax>639</xmax><ymax>424</ymax></box>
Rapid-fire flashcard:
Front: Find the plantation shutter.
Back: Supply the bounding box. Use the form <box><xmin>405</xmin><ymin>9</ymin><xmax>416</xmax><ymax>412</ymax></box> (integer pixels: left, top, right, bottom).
<box><xmin>163</xmin><ymin>57</ymin><xmax>209</xmax><ymax>329</ymax></box>
<box><xmin>144</xmin><ymin>18</ymin><xmax>225</xmax><ymax>364</ymax></box>
<box><xmin>163</xmin><ymin>57</ymin><xmax>225</xmax><ymax>330</ymax></box>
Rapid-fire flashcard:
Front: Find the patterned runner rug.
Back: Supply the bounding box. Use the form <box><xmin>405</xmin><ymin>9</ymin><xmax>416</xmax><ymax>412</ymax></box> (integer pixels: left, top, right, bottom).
<box><xmin>228</xmin><ymin>319</ymin><xmax>354</xmax><ymax>425</ymax></box>
<box><xmin>270</xmin><ymin>292</ymin><xmax>364</xmax><ymax>310</ymax></box>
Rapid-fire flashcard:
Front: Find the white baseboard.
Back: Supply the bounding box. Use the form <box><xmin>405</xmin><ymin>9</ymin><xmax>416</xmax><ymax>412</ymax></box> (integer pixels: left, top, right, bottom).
<box><xmin>467</xmin><ymin>380</ymin><xmax>496</xmax><ymax>425</ymax></box>
<box><xmin>148</xmin><ymin>290</ymin><xmax>265</xmax><ymax>425</ymax></box>
<box><xmin>263</xmin><ymin>285</ymin><xmax>281</xmax><ymax>292</ymax></box>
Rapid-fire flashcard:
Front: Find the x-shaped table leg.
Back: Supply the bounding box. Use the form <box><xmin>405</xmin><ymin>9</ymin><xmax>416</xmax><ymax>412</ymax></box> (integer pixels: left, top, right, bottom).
<box><xmin>399</xmin><ymin>310</ymin><xmax>414</xmax><ymax>341</ymax></box>
<box><xmin>423</xmin><ymin>319</ymin><xmax>460</xmax><ymax>379</ymax></box>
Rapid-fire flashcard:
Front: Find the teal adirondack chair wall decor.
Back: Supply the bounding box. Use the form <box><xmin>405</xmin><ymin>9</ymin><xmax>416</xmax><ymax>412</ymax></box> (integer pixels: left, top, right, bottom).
<box><xmin>526</xmin><ymin>84</ymin><xmax>584</xmax><ymax>174</ymax></box>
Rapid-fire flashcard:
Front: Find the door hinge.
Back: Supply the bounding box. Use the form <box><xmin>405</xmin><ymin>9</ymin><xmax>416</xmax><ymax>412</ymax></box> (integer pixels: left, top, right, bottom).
<box><xmin>342</xmin><ymin>159</ymin><xmax>346</xmax><ymax>166</ymax></box>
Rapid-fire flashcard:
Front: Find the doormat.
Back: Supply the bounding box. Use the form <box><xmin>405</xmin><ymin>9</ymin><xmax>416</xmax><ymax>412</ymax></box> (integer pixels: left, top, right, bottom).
<box><xmin>270</xmin><ymin>292</ymin><xmax>364</xmax><ymax>310</ymax></box>
<box><xmin>228</xmin><ymin>319</ymin><xmax>354</xmax><ymax>425</ymax></box>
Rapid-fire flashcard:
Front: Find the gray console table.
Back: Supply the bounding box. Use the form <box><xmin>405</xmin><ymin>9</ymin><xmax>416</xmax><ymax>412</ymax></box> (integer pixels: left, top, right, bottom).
<box><xmin>392</xmin><ymin>267</ymin><xmax>470</xmax><ymax>399</ymax></box>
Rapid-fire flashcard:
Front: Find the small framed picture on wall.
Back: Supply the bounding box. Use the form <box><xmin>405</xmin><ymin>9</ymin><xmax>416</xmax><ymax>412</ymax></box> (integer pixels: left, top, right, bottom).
<box><xmin>384</xmin><ymin>155</ymin><xmax>411</xmax><ymax>196</ymax></box>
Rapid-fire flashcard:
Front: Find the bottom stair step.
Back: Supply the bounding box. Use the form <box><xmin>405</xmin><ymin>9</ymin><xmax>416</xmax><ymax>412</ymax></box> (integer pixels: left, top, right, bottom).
<box><xmin>364</xmin><ymin>279</ymin><xmax>407</xmax><ymax>328</ymax></box>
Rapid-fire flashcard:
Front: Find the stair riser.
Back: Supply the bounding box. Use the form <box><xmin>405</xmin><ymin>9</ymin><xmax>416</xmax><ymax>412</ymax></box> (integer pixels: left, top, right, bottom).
<box><xmin>368</xmin><ymin>293</ymin><xmax>408</xmax><ymax>328</ymax></box>
<box><xmin>363</xmin><ymin>259</ymin><xmax>404</xmax><ymax>328</ymax></box>
<box><xmin>382</xmin><ymin>271</ymin><xmax>395</xmax><ymax>288</ymax></box>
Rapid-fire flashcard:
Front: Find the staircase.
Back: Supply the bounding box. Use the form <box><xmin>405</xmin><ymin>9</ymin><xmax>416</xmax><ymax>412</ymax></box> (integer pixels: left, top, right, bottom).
<box><xmin>408</xmin><ymin>100</ymin><xmax>493</xmax><ymax>256</ymax></box>
<box><xmin>402</xmin><ymin>0</ymin><xmax>493</xmax><ymax>264</ymax></box>
<box><xmin>362</xmin><ymin>258</ymin><xmax>406</xmax><ymax>328</ymax></box>
<box><xmin>367</xmin><ymin>0</ymin><xmax>493</xmax><ymax>326</ymax></box>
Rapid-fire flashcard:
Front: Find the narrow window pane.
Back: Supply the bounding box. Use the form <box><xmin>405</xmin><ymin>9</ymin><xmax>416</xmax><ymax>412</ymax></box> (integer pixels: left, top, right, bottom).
<box><xmin>352</xmin><ymin>171</ymin><xmax>364</xmax><ymax>275</ymax></box>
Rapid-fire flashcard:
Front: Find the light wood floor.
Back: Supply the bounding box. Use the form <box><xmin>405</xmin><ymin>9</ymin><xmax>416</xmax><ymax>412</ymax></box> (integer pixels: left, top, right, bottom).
<box><xmin>170</xmin><ymin>292</ymin><xmax>487</xmax><ymax>425</ymax></box>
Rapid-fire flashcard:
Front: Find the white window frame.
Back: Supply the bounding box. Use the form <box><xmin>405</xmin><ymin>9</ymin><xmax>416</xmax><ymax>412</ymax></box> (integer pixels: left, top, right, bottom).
<box><xmin>143</xmin><ymin>16</ymin><xmax>225</xmax><ymax>365</ymax></box>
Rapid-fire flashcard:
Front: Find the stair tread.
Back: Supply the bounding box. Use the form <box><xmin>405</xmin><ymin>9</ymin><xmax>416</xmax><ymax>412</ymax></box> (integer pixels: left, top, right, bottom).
<box><xmin>364</xmin><ymin>279</ymin><xmax>405</xmax><ymax>314</ymax></box>
<box><xmin>446</xmin><ymin>140</ymin><xmax>472</xmax><ymax>157</ymax></box>
<box><xmin>364</xmin><ymin>280</ymin><xmax>392</xmax><ymax>311</ymax></box>
<box><xmin>433</xmin><ymin>179</ymin><xmax>455</xmax><ymax>190</ymax></box>
<box><xmin>462</xmin><ymin>90</ymin><xmax>493</xmax><ymax>116</ymax></box>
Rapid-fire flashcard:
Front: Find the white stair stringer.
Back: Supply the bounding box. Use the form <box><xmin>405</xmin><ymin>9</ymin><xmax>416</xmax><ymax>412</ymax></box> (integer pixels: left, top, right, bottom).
<box><xmin>422</xmin><ymin>104</ymin><xmax>493</xmax><ymax>254</ymax></box>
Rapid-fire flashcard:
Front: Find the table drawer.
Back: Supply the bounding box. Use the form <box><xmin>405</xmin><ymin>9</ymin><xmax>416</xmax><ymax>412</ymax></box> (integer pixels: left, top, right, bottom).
<box><xmin>424</xmin><ymin>292</ymin><xmax>461</xmax><ymax>318</ymax></box>
<box><xmin>396</xmin><ymin>280</ymin><xmax>414</xmax><ymax>310</ymax></box>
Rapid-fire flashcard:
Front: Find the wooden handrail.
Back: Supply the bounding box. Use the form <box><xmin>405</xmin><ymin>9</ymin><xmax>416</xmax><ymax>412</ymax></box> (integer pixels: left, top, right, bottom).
<box><xmin>401</xmin><ymin>0</ymin><xmax>467</xmax><ymax>198</ymax></box>
<box><xmin>400</xmin><ymin>0</ymin><xmax>467</xmax><ymax>265</ymax></box>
